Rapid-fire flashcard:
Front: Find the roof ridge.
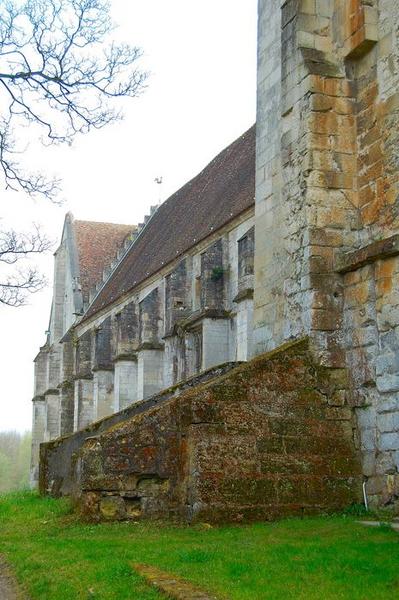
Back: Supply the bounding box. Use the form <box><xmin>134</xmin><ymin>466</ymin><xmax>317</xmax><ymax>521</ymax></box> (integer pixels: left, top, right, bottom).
<box><xmin>86</xmin><ymin>205</ymin><xmax>160</xmax><ymax>308</ymax></box>
<box><xmin>74</xmin><ymin>219</ymin><xmax>134</xmax><ymax>228</ymax></box>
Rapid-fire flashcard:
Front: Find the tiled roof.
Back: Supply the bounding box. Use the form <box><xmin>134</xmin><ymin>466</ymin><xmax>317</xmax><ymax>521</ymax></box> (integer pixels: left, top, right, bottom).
<box><xmin>73</xmin><ymin>220</ymin><xmax>134</xmax><ymax>300</ymax></box>
<box><xmin>84</xmin><ymin>124</ymin><xmax>256</xmax><ymax>320</ymax></box>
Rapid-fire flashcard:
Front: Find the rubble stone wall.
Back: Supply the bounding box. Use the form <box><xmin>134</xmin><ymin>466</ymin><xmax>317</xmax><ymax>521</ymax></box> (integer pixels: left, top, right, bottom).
<box><xmin>39</xmin><ymin>362</ymin><xmax>241</xmax><ymax>498</ymax></box>
<box><xmin>67</xmin><ymin>340</ymin><xmax>361</xmax><ymax>523</ymax></box>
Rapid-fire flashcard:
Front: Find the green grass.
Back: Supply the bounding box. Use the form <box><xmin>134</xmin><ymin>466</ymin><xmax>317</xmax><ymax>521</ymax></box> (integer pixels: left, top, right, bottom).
<box><xmin>0</xmin><ymin>492</ymin><xmax>398</xmax><ymax>599</ymax></box>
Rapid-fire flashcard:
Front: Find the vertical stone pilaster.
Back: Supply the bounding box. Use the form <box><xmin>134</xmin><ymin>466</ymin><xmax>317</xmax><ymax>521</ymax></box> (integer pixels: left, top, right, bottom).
<box><xmin>44</xmin><ymin>392</ymin><xmax>60</xmax><ymax>440</ymax></box>
<box><xmin>30</xmin><ymin>397</ymin><xmax>46</xmax><ymax>487</ymax></box>
<box><xmin>235</xmin><ymin>296</ymin><xmax>254</xmax><ymax>361</ymax></box>
<box><xmin>253</xmin><ymin>0</ymin><xmax>284</xmax><ymax>353</ymax></box>
<box><xmin>200</xmin><ymin>239</ymin><xmax>224</xmax><ymax>310</ymax></box>
<box><xmin>202</xmin><ymin>318</ymin><xmax>229</xmax><ymax>370</ymax></box>
<box><xmin>185</xmin><ymin>329</ymin><xmax>202</xmax><ymax>379</ymax></box>
<box><xmin>59</xmin><ymin>340</ymin><xmax>75</xmax><ymax>435</ymax></box>
<box><xmin>73</xmin><ymin>329</ymin><xmax>94</xmax><ymax>431</ymax></box>
<box><xmin>93</xmin><ymin>369</ymin><xmax>115</xmax><ymax>420</ymax></box>
<box><xmin>165</xmin><ymin>259</ymin><xmax>192</xmax><ymax>334</ymax></box>
<box><xmin>59</xmin><ymin>382</ymin><xmax>75</xmax><ymax>435</ymax></box>
<box><xmin>73</xmin><ymin>377</ymin><xmax>94</xmax><ymax>431</ymax></box>
<box><xmin>137</xmin><ymin>287</ymin><xmax>165</xmax><ymax>399</ymax></box>
<box><xmin>234</xmin><ymin>227</ymin><xmax>255</xmax><ymax>361</ymax></box>
<box><xmin>137</xmin><ymin>349</ymin><xmax>164</xmax><ymax>400</ymax></box>
<box><xmin>254</xmin><ymin>0</ymin><xmax>359</xmax><ymax>365</ymax></box>
<box><xmin>163</xmin><ymin>337</ymin><xmax>177</xmax><ymax>388</ymax></box>
<box><xmin>114</xmin><ymin>358</ymin><xmax>138</xmax><ymax>410</ymax></box>
<box><xmin>33</xmin><ymin>347</ymin><xmax>48</xmax><ymax>397</ymax></box>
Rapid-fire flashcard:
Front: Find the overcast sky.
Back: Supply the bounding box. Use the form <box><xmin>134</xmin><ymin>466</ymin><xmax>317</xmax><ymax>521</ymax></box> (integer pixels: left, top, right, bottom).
<box><xmin>0</xmin><ymin>0</ymin><xmax>257</xmax><ymax>432</ymax></box>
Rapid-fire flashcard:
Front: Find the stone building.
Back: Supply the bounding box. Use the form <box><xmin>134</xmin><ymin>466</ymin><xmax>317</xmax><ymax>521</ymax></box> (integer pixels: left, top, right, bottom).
<box><xmin>31</xmin><ymin>126</ymin><xmax>256</xmax><ymax>486</ymax></box>
<box><xmin>35</xmin><ymin>1</ymin><xmax>399</xmax><ymax>521</ymax></box>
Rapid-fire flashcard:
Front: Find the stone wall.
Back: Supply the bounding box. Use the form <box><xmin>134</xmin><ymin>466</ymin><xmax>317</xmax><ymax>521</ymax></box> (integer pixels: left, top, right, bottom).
<box><xmin>337</xmin><ymin>236</ymin><xmax>399</xmax><ymax>508</ymax></box>
<box><xmin>253</xmin><ymin>0</ymin><xmax>399</xmax><ymax>509</ymax></box>
<box><xmin>39</xmin><ymin>362</ymin><xmax>241</xmax><ymax>498</ymax></box>
<box><xmin>66</xmin><ymin>339</ymin><xmax>361</xmax><ymax>523</ymax></box>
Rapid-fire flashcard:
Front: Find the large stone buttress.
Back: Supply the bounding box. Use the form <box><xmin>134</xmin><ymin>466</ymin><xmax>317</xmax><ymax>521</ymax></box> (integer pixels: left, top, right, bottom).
<box><xmin>254</xmin><ymin>0</ymin><xmax>399</xmax><ymax>509</ymax></box>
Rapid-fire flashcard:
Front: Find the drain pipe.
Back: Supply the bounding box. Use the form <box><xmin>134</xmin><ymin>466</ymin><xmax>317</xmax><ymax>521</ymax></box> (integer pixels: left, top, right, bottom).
<box><xmin>363</xmin><ymin>480</ymin><xmax>369</xmax><ymax>512</ymax></box>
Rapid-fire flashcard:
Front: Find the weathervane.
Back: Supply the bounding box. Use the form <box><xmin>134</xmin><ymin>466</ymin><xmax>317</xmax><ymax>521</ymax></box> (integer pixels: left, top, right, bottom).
<box><xmin>154</xmin><ymin>176</ymin><xmax>163</xmax><ymax>204</ymax></box>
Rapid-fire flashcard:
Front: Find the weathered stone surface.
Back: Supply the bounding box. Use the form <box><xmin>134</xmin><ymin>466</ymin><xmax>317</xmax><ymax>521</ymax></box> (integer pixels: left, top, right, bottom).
<box><xmin>336</xmin><ymin>235</ymin><xmax>399</xmax><ymax>274</ymax></box>
<box><xmin>69</xmin><ymin>340</ymin><xmax>361</xmax><ymax>523</ymax></box>
<box><xmin>39</xmin><ymin>362</ymin><xmax>241</xmax><ymax>497</ymax></box>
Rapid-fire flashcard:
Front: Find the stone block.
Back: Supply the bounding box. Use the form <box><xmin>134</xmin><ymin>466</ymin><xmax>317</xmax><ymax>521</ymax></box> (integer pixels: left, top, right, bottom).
<box><xmin>316</xmin><ymin>0</ymin><xmax>333</xmax><ymax>17</ymax></box>
<box><xmin>360</xmin><ymin>428</ymin><xmax>376</xmax><ymax>451</ymax></box>
<box><xmin>377</xmin><ymin>374</ymin><xmax>399</xmax><ymax>394</ymax></box>
<box><xmin>380</xmin><ymin>432</ymin><xmax>399</xmax><ymax>452</ymax></box>
<box><xmin>99</xmin><ymin>496</ymin><xmax>127</xmax><ymax>520</ymax></box>
<box><xmin>376</xmin><ymin>353</ymin><xmax>399</xmax><ymax>377</ymax></box>
<box><xmin>380</xmin><ymin>328</ymin><xmax>399</xmax><ymax>354</ymax></box>
<box><xmin>376</xmin><ymin>453</ymin><xmax>396</xmax><ymax>476</ymax></box>
<box><xmin>377</xmin><ymin>412</ymin><xmax>396</xmax><ymax>433</ymax></box>
<box><xmin>356</xmin><ymin>407</ymin><xmax>375</xmax><ymax>430</ymax></box>
<box><xmin>301</xmin><ymin>0</ymin><xmax>316</xmax><ymax>15</ymax></box>
<box><xmin>377</xmin><ymin>395</ymin><xmax>399</xmax><ymax>415</ymax></box>
<box><xmin>361</xmin><ymin>451</ymin><xmax>376</xmax><ymax>477</ymax></box>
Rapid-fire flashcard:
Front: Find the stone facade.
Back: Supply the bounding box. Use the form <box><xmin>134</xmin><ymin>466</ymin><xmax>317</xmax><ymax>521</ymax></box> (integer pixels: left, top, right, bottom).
<box><xmin>34</xmin><ymin>1</ymin><xmax>399</xmax><ymax>517</ymax></box>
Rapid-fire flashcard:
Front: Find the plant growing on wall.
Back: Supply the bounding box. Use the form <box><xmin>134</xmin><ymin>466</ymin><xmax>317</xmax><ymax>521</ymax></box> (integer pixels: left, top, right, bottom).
<box><xmin>210</xmin><ymin>266</ymin><xmax>225</xmax><ymax>282</ymax></box>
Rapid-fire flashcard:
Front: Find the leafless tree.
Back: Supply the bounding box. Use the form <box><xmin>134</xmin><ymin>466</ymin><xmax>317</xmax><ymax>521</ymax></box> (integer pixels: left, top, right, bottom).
<box><xmin>0</xmin><ymin>225</ymin><xmax>52</xmax><ymax>306</ymax></box>
<box><xmin>0</xmin><ymin>0</ymin><xmax>146</xmax><ymax>199</ymax></box>
<box><xmin>0</xmin><ymin>0</ymin><xmax>147</xmax><ymax>305</ymax></box>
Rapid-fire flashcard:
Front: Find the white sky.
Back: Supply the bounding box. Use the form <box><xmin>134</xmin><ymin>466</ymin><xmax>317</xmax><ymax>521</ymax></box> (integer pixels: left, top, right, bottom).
<box><xmin>0</xmin><ymin>0</ymin><xmax>257</xmax><ymax>432</ymax></box>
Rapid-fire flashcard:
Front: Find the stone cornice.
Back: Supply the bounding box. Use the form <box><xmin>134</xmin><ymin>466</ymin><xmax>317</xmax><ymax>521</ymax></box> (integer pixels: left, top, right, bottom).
<box><xmin>73</xmin><ymin>373</ymin><xmax>94</xmax><ymax>382</ymax></box>
<box><xmin>113</xmin><ymin>353</ymin><xmax>138</xmax><ymax>363</ymax></box>
<box><xmin>32</xmin><ymin>394</ymin><xmax>45</xmax><ymax>403</ymax></box>
<box><xmin>92</xmin><ymin>365</ymin><xmax>114</xmax><ymax>373</ymax></box>
<box><xmin>335</xmin><ymin>235</ymin><xmax>399</xmax><ymax>274</ymax></box>
<box><xmin>179</xmin><ymin>309</ymin><xmax>231</xmax><ymax>331</ymax></box>
<box><xmin>233</xmin><ymin>287</ymin><xmax>254</xmax><ymax>303</ymax></box>
<box><xmin>137</xmin><ymin>342</ymin><xmax>165</xmax><ymax>352</ymax></box>
<box><xmin>44</xmin><ymin>388</ymin><xmax>60</xmax><ymax>396</ymax></box>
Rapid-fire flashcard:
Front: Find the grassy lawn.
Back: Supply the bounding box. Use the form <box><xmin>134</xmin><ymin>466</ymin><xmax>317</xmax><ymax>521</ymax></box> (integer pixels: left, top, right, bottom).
<box><xmin>0</xmin><ymin>492</ymin><xmax>398</xmax><ymax>599</ymax></box>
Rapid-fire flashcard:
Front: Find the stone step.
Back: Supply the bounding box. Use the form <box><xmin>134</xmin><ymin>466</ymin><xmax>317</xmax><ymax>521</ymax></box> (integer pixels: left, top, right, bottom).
<box><xmin>133</xmin><ymin>564</ymin><xmax>218</xmax><ymax>600</ymax></box>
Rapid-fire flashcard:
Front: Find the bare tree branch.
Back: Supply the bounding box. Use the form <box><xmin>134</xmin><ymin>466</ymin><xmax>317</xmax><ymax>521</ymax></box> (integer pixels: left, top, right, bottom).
<box><xmin>0</xmin><ymin>225</ymin><xmax>52</xmax><ymax>264</ymax></box>
<box><xmin>0</xmin><ymin>224</ymin><xmax>52</xmax><ymax>306</ymax></box>
<box><xmin>0</xmin><ymin>266</ymin><xmax>46</xmax><ymax>307</ymax></box>
<box><xmin>0</xmin><ymin>0</ymin><xmax>147</xmax><ymax>200</ymax></box>
<box><xmin>0</xmin><ymin>1</ymin><xmax>147</xmax><ymax>307</ymax></box>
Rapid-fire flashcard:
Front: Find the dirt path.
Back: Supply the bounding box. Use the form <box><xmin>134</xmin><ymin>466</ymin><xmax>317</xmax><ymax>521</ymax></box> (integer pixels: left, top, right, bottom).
<box><xmin>0</xmin><ymin>556</ymin><xmax>28</xmax><ymax>600</ymax></box>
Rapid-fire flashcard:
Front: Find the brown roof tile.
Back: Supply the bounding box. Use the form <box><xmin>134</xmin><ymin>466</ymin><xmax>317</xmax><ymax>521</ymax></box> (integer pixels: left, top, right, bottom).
<box><xmin>73</xmin><ymin>220</ymin><xmax>134</xmax><ymax>300</ymax></box>
<box><xmin>84</xmin><ymin>124</ymin><xmax>256</xmax><ymax>320</ymax></box>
